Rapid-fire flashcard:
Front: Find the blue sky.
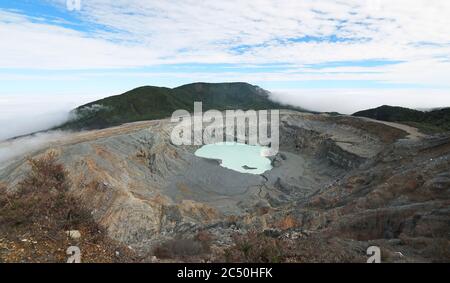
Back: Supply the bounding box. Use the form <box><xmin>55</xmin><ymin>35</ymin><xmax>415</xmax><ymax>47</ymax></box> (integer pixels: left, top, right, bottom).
<box><xmin>0</xmin><ymin>0</ymin><xmax>450</xmax><ymax>139</ymax></box>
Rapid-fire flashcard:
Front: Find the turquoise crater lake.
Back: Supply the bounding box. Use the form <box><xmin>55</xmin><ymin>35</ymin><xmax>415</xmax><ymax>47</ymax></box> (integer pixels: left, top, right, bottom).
<box><xmin>194</xmin><ymin>142</ymin><xmax>273</xmax><ymax>175</ymax></box>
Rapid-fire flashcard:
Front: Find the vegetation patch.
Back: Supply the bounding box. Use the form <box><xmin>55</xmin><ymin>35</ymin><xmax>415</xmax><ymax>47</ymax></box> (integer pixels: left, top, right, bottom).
<box><xmin>353</xmin><ymin>105</ymin><xmax>450</xmax><ymax>133</ymax></box>
<box><xmin>219</xmin><ymin>231</ymin><xmax>365</xmax><ymax>263</ymax></box>
<box><xmin>0</xmin><ymin>152</ymin><xmax>138</xmax><ymax>263</ymax></box>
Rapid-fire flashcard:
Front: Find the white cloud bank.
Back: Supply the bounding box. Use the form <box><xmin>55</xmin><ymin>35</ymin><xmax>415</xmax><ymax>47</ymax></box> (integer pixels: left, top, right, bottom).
<box><xmin>0</xmin><ymin>93</ymin><xmax>107</xmax><ymax>141</ymax></box>
<box><xmin>1</xmin><ymin>1</ymin><xmax>450</xmax><ymax>72</ymax></box>
<box><xmin>270</xmin><ymin>89</ymin><xmax>450</xmax><ymax>114</ymax></box>
<box><xmin>0</xmin><ymin>131</ymin><xmax>68</xmax><ymax>168</ymax></box>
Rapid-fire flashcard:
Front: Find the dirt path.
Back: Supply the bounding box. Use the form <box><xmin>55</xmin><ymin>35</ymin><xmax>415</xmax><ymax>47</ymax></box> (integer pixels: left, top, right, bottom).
<box><xmin>357</xmin><ymin>117</ymin><xmax>426</xmax><ymax>140</ymax></box>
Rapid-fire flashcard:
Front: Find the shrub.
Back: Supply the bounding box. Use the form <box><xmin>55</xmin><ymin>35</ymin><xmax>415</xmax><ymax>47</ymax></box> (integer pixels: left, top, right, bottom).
<box><xmin>153</xmin><ymin>237</ymin><xmax>210</xmax><ymax>259</ymax></box>
<box><xmin>223</xmin><ymin>231</ymin><xmax>288</xmax><ymax>263</ymax></box>
<box><xmin>20</xmin><ymin>151</ymin><xmax>68</xmax><ymax>193</ymax></box>
<box><xmin>0</xmin><ymin>152</ymin><xmax>89</xmax><ymax>231</ymax></box>
<box><xmin>194</xmin><ymin>230</ymin><xmax>214</xmax><ymax>251</ymax></box>
<box><xmin>220</xmin><ymin>231</ymin><xmax>365</xmax><ymax>263</ymax></box>
<box><xmin>0</xmin><ymin>152</ymin><xmax>139</xmax><ymax>262</ymax></box>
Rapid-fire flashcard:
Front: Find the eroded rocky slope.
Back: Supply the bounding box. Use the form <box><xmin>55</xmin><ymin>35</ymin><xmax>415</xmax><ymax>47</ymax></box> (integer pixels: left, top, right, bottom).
<box><xmin>0</xmin><ymin>110</ymin><xmax>448</xmax><ymax>262</ymax></box>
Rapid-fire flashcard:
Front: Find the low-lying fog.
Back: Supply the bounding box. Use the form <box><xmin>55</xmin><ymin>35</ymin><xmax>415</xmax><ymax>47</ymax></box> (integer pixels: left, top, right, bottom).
<box><xmin>0</xmin><ymin>131</ymin><xmax>69</xmax><ymax>169</ymax></box>
<box><xmin>0</xmin><ymin>93</ymin><xmax>107</xmax><ymax>141</ymax></box>
<box><xmin>269</xmin><ymin>89</ymin><xmax>450</xmax><ymax>114</ymax></box>
<box><xmin>0</xmin><ymin>93</ymin><xmax>106</xmax><ymax>165</ymax></box>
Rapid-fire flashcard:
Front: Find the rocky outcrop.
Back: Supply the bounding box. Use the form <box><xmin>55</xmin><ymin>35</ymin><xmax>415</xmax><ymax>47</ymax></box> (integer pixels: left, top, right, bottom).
<box><xmin>319</xmin><ymin>139</ymin><xmax>366</xmax><ymax>169</ymax></box>
<box><xmin>279</xmin><ymin>135</ymin><xmax>450</xmax><ymax>260</ymax></box>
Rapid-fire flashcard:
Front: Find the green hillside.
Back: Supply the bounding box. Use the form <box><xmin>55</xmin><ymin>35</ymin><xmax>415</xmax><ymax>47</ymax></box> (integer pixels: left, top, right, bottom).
<box><xmin>59</xmin><ymin>82</ymin><xmax>298</xmax><ymax>130</ymax></box>
<box><xmin>352</xmin><ymin>105</ymin><xmax>450</xmax><ymax>133</ymax></box>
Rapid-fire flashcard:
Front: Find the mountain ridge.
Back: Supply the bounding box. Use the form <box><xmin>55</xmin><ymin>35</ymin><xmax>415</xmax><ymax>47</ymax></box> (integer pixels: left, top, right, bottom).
<box><xmin>352</xmin><ymin>105</ymin><xmax>450</xmax><ymax>133</ymax></box>
<box><xmin>58</xmin><ymin>82</ymin><xmax>304</xmax><ymax>131</ymax></box>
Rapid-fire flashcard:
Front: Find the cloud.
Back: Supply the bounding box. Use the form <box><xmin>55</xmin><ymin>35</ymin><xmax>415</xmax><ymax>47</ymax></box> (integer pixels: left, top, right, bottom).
<box><xmin>0</xmin><ymin>10</ymin><xmax>160</xmax><ymax>69</ymax></box>
<box><xmin>269</xmin><ymin>88</ymin><xmax>450</xmax><ymax>114</ymax></box>
<box><xmin>0</xmin><ymin>131</ymin><xmax>69</xmax><ymax>169</ymax></box>
<box><xmin>1</xmin><ymin>1</ymin><xmax>450</xmax><ymax>69</ymax></box>
<box><xmin>0</xmin><ymin>0</ymin><xmax>449</xmax><ymax>121</ymax></box>
<box><xmin>0</xmin><ymin>92</ymin><xmax>107</xmax><ymax>141</ymax></box>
